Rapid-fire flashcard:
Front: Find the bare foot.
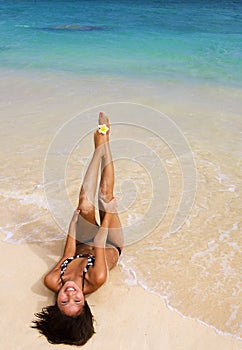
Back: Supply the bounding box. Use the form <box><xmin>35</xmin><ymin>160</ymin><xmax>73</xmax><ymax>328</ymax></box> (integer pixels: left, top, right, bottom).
<box><xmin>94</xmin><ymin>112</ymin><xmax>110</xmax><ymax>151</ymax></box>
<box><xmin>98</xmin><ymin>111</ymin><xmax>110</xmax><ymax>134</ymax></box>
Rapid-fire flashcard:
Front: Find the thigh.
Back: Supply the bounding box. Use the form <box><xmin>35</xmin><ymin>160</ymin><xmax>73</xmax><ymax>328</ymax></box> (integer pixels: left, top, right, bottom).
<box><xmin>106</xmin><ymin>213</ymin><xmax>123</xmax><ymax>251</ymax></box>
<box><xmin>76</xmin><ymin>214</ymin><xmax>99</xmax><ymax>243</ymax></box>
<box><xmin>105</xmin><ymin>244</ymin><xmax>120</xmax><ymax>269</ymax></box>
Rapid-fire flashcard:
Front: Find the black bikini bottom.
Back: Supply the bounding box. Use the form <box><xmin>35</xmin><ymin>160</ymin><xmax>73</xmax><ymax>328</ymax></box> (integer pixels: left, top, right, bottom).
<box><xmin>77</xmin><ymin>240</ymin><xmax>122</xmax><ymax>256</ymax></box>
<box><xmin>107</xmin><ymin>240</ymin><xmax>122</xmax><ymax>256</ymax></box>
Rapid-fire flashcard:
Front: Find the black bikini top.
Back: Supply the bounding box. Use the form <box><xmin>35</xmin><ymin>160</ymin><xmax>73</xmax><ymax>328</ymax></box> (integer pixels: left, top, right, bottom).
<box><xmin>60</xmin><ymin>254</ymin><xmax>95</xmax><ymax>289</ymax></box>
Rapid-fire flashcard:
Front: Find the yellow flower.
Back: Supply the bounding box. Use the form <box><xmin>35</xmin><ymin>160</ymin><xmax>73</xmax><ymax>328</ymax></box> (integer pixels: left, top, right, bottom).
<box><xmin>98</xmin><ymin>124</ymin><xmax>109</xmax><ymax>135</ymax></box>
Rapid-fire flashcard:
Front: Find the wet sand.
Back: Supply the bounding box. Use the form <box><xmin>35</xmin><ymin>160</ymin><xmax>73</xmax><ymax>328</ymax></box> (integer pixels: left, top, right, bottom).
<box><xmin>0</xmin><ymin>69</ymin><xmax>241</xmax><ymax>348</ymax></box>
<box><xmin>0</xmin><ymin>240</ymin><xmax>241</xmax><ymax>350</ymax></box>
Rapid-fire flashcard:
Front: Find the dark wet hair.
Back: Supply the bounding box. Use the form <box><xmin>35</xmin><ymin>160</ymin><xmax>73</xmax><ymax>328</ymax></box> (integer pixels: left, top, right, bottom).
<box><xmin>32</xmin><ymin>300</ymin><xmax>94</xmax><ymax>346</ymax></box>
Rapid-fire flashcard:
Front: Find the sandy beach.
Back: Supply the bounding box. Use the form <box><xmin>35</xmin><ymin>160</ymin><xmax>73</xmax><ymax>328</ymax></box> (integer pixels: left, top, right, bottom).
<box><xmin>1</xmin><ymin>0</ymin><xmax>242</xmax><ymax>346</ymax></box>
<box><xmin>0</xmin><ymin>239</ymin><xmax>241</xmax><ymax>350</ymax></box>
<box><xmin>0</xmin><ymin>69</ymin><xmax>241</xmax><ymax>349</ymax></box>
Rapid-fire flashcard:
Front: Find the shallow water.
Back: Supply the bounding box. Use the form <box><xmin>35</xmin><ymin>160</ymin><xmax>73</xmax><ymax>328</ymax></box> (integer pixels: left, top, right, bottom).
<box><xmin>0</xmin><ymin>0</ymin><xmax>242</xmax><ymax>342</ymax></box>
<box><xmin>0</xmin><ymin>0</ymin><xmax>242</xmax><ymax>86</ymax></box>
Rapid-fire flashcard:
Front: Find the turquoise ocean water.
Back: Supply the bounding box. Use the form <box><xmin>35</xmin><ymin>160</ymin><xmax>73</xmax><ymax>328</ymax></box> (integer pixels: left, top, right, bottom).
<box><xmin>0</xmin><ymin>0</ymin><xmax>242</xmax><ymax>86</ymax></box>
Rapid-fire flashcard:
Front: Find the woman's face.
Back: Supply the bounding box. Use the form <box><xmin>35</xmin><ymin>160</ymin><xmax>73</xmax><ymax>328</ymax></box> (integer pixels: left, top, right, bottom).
<box><xmin>57</xmin><ymin>281</ymin><xmax>85</xmax><ymax>316</ymax></box>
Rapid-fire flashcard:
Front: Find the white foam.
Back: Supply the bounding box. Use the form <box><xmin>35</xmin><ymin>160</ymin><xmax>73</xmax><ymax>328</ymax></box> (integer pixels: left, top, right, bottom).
<box><xmin>120</xmin><ymin>267</ymin><xmax>242</xmax><ymax>341</ymax></box>
<box><xmin>15</xmin><ymin>24</ymin><xmax>30</xmax><ymax>28</ymax></box>
<box><xmin>118</xmin><ymin>257</ymin><xmax>138</xmax><ymax>286</ymax></box>
<box><xmin>0</xmin><ymin>189</ymin><xmax>47</xmax><ymax>209</ymax></box>
<box><xmin>126</xmin><ymin>213</ymin><xmax>143</xmax><ymax>226</ymax></box>
<box><xmin>118</xmin><ymin>266</ymin><xmax>242</xmax><ymax>341</ymax></box>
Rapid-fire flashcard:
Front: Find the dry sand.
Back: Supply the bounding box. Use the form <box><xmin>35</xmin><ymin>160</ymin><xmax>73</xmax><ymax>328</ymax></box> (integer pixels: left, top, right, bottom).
<box><xmin>0</xmin><ymin>70</ymin><xmax>241</xmax><ymax>349</ymax></box>
<box><xmin>0</xmin><ymin>239</ymin><xmax>241</xmax><ymax>350</ymax></box>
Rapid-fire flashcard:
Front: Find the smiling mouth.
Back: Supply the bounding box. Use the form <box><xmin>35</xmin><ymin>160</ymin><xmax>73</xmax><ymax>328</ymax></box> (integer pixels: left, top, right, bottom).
<box><xmin>63</xmin><ymin>281</ymin><xmax>78</xmax><ymax>292</ymax></box>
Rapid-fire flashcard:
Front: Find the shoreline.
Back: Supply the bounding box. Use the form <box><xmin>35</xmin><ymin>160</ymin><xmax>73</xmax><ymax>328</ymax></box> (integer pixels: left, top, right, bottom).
<box><xmin>1</xmin><ymin>231</ymin><xmax>241</xmax><ymax>342</ymax></box>
<box><xmin>132</xmin><ymin>278</ymin><xmax>242</xmax><ymax>343</ymax></box>
<box><xmin>1</xmin><ymin>63</ymin><xmax>242</xmax><ymax>90</ymax></box>
<box><xmin>0</xmin><ymin>241</ymin><xmax>241</xmax><ymax>349</ymax></box>
<box><xmin>1</xmin><ymin>66</ymin><xmax>242</xmax><ymax>89</ymax></box>
<box><xmin>1</xmin><ymin>227</ymin><xmax>241</xmax><ymax>343</ymax></box>
<box><xmin>0</xmin><ymin>68</ymin><xmax>241</xmax><ymax>347</ymax></box>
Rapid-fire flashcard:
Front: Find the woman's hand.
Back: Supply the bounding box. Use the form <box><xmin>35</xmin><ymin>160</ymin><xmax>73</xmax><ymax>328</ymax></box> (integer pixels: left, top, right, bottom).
<box><xmin>99</xmin><ymin>197</ymin><xmax>117</xmax><ymax>213</ymax></box>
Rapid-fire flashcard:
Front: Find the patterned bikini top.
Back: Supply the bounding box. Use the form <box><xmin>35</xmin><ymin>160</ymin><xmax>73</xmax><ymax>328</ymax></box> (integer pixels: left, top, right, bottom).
<box><xmin>60</xmin><ymin>254</ymin><xmax>95</xmax><ymax>288</ymax></box>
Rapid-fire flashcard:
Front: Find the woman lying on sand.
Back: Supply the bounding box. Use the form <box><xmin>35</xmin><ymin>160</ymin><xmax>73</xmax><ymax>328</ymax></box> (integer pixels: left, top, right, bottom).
<box><xmin>33</xmin><ymin>112</ymin><xmax>123</xmax><ymax>345</ymax></box>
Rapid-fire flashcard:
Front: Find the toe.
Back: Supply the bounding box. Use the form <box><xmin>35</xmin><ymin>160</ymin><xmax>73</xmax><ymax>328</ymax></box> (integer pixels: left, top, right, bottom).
<box><xmin>99</xmin><ymin>111</ymin><xmax>110</xmax><ymax>127</ymax></box>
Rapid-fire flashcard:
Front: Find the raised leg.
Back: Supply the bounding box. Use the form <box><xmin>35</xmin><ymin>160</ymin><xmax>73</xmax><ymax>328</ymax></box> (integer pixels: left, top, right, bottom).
<box><xmin>98</xmin><ymin>113</ymin><xmax>123</xmax><ymax>250</ymax></box>
<box><xmin>76</xmin><ymin>115</ymin><xmax>108</xmax><ymax>243</ymax></box>
<box><xmin>77</xmin><ymin>145</ymin><xmax>103</xmax><ymax>225</ymax></box>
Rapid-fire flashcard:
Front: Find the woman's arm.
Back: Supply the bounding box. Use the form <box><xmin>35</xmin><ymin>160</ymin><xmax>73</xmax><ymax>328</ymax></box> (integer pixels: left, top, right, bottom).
<box><xmin>44</xmin><ymin>209</ymin><xmax>80</xmax><ymax>292</ymax></box>
<box><xmin>87</xmin><ymin>199</ymin><xmax>117</xmax><ymax>288</ymax></box>
<box><xmin>63</xmin><ymin>209</ymin><xmax>80</xmax><ymax>257</ymax></box>
<box><xmin>89</xmin><ymin>212</ymin><xmax>113</xmax><ymax>285</ymax></box>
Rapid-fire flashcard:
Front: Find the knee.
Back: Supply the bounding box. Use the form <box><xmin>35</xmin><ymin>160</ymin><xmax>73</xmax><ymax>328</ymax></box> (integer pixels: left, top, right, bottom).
<box><xmin>98</xmin><ymin>186</ymin><xmax>113</xmax><ymax>203</ymax></box>
<box><xmin>78</xmin><ymin>196</ymin><xmax>94</xmax><ymax>215</ymax></box>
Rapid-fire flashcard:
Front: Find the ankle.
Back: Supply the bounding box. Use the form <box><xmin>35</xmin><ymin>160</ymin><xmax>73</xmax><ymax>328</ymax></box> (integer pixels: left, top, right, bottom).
<box><xmin>94</xmin><ymin>145</ymin><xmax>105</xmax><ymax>157</ymax></box>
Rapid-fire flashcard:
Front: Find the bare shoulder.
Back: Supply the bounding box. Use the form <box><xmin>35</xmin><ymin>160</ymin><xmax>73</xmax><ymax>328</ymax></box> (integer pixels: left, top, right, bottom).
<box><xmin>83</xmin><ymin>276</ymin><xmax>102</xmax><ymax>295</ymax></box>
<box><xmin>44</xmin><ymin>273</ymin><xmax>61</xmax><ymax>293</ymax></box>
